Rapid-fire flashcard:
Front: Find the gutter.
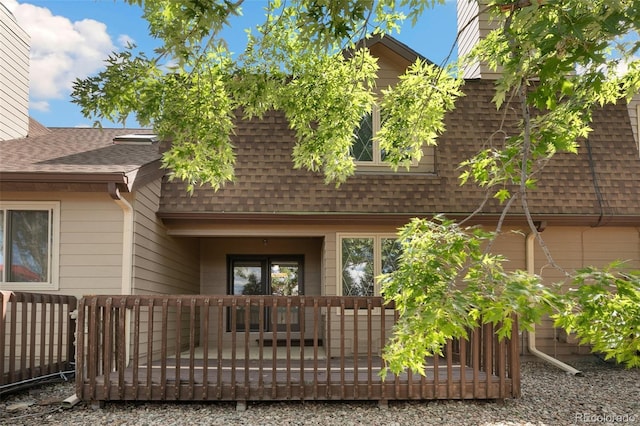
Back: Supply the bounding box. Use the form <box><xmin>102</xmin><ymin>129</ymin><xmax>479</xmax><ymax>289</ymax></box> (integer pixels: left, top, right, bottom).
<box><xmin>108</xmin><ymin>183</ymin><xmax>134</xmax><ymax>295</ymax></box>
<box><xmin>108</xmin><ymin>183</ymin><xmax>133</xmax><ymax>366</ymax></box>
<box><xmin>526</xmin><ymin>231</ymin><xmax>582</xmax><ymax>376</ymax></box>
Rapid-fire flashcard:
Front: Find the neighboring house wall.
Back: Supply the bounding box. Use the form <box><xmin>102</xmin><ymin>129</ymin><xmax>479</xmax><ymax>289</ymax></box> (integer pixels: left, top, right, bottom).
<box><xmin>457</xmin><ymin>0</ymin><xmax>500</xmax><ymax>80</ymax></box>
<box><xmin>1</xmin><ymin>191</ymin><xmax>127</xmax><ymax>368</ymax></box>
<box><xmin>0</xmin><ymin>191</ymin><xmax>124</xmax><ymax>298</ymax></box>
<box><xmin>0</xmin><ymin>3</ymin><xmax>29</xmax><ymax>141</ymax></box>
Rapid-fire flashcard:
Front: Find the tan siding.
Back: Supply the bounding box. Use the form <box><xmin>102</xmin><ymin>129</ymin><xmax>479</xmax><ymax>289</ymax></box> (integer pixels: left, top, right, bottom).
<box><xmin>457</xmin><ymin>0</ymin><xmax>481</xmax><ymax>79</ymax></box>
<box><xmin>0</xmin><ymin>5</ymin><xmax>29</xmax><ymax>140</ymax></box>
<box><xmin>531</xmin><ymin>226</ymin><xmax>640</xmax><ymax>356</ymax></box>
<box><xmin>491</xmin><ymin>229</ymin><xmax>526</xmax><ymax>270</ymax></box>
<box><xmin>323</xmin><ymin>233</ymin><xmax>336</xmax><ymax>296</ymax></box>
<box><xmin>132</xmin><ymin>180</ymin><xmax>200</xmax><ymax>295</ymax></box>
<box><xmin>370</xmin><ymin>43</ymin><xmax>409</xmax><ymax>92</ymax></box>
<box><xmin>129</xmin><ymin>181</ymin><xmax>200</xmax><ymax>358</ymax></box>
<box><xmin>0</xmin><ymin>192</ymin><xmax>124</xmax><ymax>298</ymax></box>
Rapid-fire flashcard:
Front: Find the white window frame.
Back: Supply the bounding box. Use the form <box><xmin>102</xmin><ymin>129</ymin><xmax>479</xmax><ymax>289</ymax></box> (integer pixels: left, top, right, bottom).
<box><xmin>0</xmin><ymin>201</ymin><xmax>60</xmax><ymax>291</ymax></box>
<box><xmin>636</xmin><ymin>103</ymin><xmax>640</xmax><ymax>151</ymax></box>
<box><xmin>336</xmin><ymin>233</ymin><xmax>399</xmax><ymax>297</ymax></box>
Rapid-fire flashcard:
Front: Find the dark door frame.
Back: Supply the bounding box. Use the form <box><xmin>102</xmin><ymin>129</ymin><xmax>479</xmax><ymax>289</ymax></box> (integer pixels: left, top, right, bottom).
<box><xmin>227</xmin><ymin>254</ymin><xmax>304</xmax><ymax>331</ymax></box>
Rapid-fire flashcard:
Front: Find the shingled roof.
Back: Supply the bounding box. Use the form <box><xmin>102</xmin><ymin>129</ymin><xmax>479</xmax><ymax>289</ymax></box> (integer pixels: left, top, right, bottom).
<box><xmin>158</xmin><ymin>79</ymin><xmax>640</xmax><ymax>227</ymax></box>
<box><xmin>0</xmin><ymin>120</ymin><xmax>162</xmax><ymax>194</ymax></box>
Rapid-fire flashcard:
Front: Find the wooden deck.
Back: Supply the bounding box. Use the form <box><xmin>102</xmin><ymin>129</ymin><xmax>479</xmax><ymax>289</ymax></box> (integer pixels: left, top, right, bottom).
<box><xmin>82</xmin><ymin>355</ymin><xmax>512</xmax><ymax>402</ymax></box>
<box><xmin>76</xmin><ymin>295</ymin><xmax>520</xmax><ymax>404</ymax></box>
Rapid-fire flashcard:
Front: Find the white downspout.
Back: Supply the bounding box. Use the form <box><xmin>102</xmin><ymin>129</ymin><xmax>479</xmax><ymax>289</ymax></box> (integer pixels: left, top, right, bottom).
<box><xmin>526</xmin><ymin>231</ymin><xmax>582</xmax><ymax>375</ymax></box>
<box><xmin>109</xmin><ymin>184</ymin><xmax>133</xmax><ymax>365</ymax></box>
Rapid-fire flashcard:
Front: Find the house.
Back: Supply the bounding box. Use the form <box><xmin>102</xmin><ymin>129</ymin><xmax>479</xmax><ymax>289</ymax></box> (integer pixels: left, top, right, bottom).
<box><xmin>2</xmin><ymin>1</ymin><xmax>640</xmax><ymax>405</ymax></box>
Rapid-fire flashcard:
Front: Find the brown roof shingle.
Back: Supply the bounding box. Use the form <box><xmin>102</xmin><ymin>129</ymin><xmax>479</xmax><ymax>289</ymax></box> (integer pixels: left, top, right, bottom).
<box><xmin>158</xmin><ymin>79</ymin><xmax>640</xmax><ymax>225</ymax></box>
<box><xmin>0</xmin><ymin>126</ymin><xmax>160</xmax><ymax>174</ymax></box>
<box><xmin>0</xmin><ymin>124</ymin><xmax>162</xmax><ymax>193</ymax></box>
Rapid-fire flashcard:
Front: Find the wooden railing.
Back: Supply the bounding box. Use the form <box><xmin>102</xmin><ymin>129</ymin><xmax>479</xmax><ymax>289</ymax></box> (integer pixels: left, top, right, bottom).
<box><xmin>76</xmin><ymin>295</ymin><xmax>520</xmax><ymax>404</ymax></box>
<box><xmin>0</xmin><ymin>291</ymin><xmax>77</xmax><ymax>391</ymax></box>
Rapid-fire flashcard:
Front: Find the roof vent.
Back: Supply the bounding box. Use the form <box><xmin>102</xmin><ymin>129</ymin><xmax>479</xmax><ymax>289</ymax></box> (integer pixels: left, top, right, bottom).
<box><xmin>113</xmin><ymin>134</ymin><xmax>158</xmax><ymax>145</ymax></box>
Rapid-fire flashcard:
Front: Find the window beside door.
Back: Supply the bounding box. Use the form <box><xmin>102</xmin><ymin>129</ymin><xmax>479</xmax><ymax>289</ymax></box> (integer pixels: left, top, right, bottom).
<box><xmin>339</xmin><ymin>235</ymin><xmax>401</xmax><ymax>297</ymax></box>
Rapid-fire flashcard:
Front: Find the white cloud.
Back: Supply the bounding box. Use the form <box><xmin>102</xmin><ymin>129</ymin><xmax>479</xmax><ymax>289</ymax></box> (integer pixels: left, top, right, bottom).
<box><xmin>29</xmin><ymin>100</ymin><xmax>49</xmax><ymax>112</ymax></box>
<box><xmin>118</xmin><ymin>34</ymin><xmax>135</xmax><ymax>48</ymax></box>
<box><xmin>5</xmin><ymin>1</ymin><xmax>117</xmax><ymax>102</ymax></box>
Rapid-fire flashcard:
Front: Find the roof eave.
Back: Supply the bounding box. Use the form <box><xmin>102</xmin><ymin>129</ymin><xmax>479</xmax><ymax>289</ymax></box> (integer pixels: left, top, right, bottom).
<box><xmin>0</xmin><ymin>159</ymin><xmax>165</xmax><ymax>194</ymax></box>
<box><xmin>0</xmin><ymin>171</ymin><xmax>130</xmax><ymax>194</ymax></box>
<box><xmin>157</xmin><ymin>212</ymin><xmax>640</xmax><ymax>228</ymax></box>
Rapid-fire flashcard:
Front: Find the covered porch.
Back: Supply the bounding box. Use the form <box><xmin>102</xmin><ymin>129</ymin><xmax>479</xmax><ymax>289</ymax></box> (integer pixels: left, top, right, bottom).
<box><xmin>75</xmin><ymin>295</ymin><xmax>520</xmax><ymax>405</ymax></box>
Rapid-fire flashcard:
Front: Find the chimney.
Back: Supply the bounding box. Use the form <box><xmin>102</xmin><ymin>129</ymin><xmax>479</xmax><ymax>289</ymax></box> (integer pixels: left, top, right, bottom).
<box><xmin>457</xmin><ymin>0</ymin><xmax>501</xmax><ymax>80</ymax></box>
<box><xmin>0</xmin><ymin>3</ymin><xmax>30</xmax><ymax>141</ymax></box>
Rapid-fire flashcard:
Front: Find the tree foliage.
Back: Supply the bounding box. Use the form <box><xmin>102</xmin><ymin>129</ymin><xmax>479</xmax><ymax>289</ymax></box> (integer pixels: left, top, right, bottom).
<box><xmin>462</xmin><ymin>0</ymin><xmax>640</xmax><ymax>204</ymax></box>
<box><xmin>553</xmin><ymin>264</ymin><xmax>640</xmax><ymax>368</ymax></box>
<box><xmin>379</xmin><ymin>217</ymin><xmax>558</xmax><ymax>375</ymax></box>
<box><xmin>71</xmin><ymin>0</ymin><xmax>640</xmax><ymax>370</ymax></box>
<box><xmin>72</xmin><ymin>0</ymin><xmax>460</xmax><ymax>190</ymax></box>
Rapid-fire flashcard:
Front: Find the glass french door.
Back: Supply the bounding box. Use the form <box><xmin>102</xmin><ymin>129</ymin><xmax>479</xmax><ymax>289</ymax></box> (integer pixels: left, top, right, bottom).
<box><xmin>229</xmin><ymin>256</ymin><xmax>303</xmax><ymax>331</ymax></box>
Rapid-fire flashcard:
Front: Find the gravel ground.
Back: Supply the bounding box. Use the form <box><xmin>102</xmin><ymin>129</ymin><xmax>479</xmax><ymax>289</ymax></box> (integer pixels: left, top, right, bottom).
<box><xmin>0</xmin><ymin>357</ymin><xmax>638</xmax><ymax>426</ymax></box>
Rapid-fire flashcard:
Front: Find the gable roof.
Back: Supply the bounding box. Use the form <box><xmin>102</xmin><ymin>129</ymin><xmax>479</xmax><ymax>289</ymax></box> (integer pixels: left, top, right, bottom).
<box><xmin>351</xmin><ymin>33</ymin><xmax>430</xmax><ymax>65</ymax></box>
<box><xmin>158</xmin><ymin>79</ymin><xmax>640</xmax><ymax>227</ymax></box>
<box><xmin>0</xmin><ymin>120</ymin><xmax>163</xmax><ymax>194</ymax></box>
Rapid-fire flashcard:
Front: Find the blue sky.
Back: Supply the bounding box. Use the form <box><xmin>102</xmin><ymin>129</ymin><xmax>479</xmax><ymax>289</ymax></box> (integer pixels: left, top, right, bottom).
<box><xmin>4</xmin><ymin>0</ymin><xmax>458</xmax><ymax>128</ymax></box>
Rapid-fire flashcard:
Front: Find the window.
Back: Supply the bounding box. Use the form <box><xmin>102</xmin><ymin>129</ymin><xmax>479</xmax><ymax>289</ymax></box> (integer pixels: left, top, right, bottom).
<box><xmin>0</xmin><ymin>202</ymin><xmax>59</xmax><ymax>290</ymax></box>
<box><xmin>339</xmin><ymin>235</ymin><xmax>401</xmax><ymax>296</ymax></box>
<box><xmin>351</xmin><ymin>106</ymin><xmax>435</xmax><ymax>173</ymax></box>
<box><xmin>228</xmin><ymin>255</ymin><xmax>303</xmax><ymax>331</ymax></box>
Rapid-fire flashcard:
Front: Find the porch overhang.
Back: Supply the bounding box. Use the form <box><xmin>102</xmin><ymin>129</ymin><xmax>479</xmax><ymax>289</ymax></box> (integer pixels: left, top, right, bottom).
<box><xmin>157</xmin><ymin>211</ymin><xmax>640</xmax><ymax>230</ymax></box>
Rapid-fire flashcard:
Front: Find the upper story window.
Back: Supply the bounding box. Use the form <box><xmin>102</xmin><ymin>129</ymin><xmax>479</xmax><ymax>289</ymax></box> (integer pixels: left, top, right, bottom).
<box><xmin>351</xmin><ymin>105</ymin><xmax>435</xmax><ymax>173</ymax></box>
<box><xmin>0</xmin><ymin>202</ymin><xmax>59</xmax><ymax>291</ymax></box>
<box><xmin>339</xmin><ymin>234</ymin><xmax>401</xmax><ymax>297</ymax></box>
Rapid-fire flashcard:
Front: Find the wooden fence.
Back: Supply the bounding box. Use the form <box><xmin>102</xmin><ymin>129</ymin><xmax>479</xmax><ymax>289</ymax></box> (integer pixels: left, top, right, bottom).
<box><xmin>76</xmin><ymin>295</ymin><xmax>520</xmax><ymax>405</ymax></box>
<box><xmin>0</xmin><ymin>291</ymin><xmax>77</xmax><ymax>392</ymax></box>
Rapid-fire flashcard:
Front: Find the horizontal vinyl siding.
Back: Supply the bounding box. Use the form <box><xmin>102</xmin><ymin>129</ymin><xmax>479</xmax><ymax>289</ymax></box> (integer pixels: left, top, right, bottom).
<box><xmin>0</xmin><ymin>6</ymin><xmax>29</xmax><ymax>140</ymax></box>
<box><xmin>58</xmin><ymin>196</ymin><xmax>123</xmax><ymax>296</ymax></box>
<box><xmin>369</xmin><ymin>43</ymin><xmax>409</xmax><ymax>92</ymax></box>
<box><xmin>132</xmin><ymin>180</ymin><xmax>200</xmax><ymax>295</ymax></box>
<box><xmin>0</xmin><ymin>192</ymin><xmax>124</xmax><ymax>298</ymax></box>
<box><xmin>457</xmin><ymin>0</ymin><xmax>481</xmax><ymax>79</ymax></box>
<box><xmin>456</xmin><ymin>0</ymin><xmax>501</xmax><ymax>79</ymax></box>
